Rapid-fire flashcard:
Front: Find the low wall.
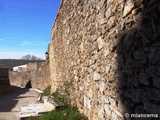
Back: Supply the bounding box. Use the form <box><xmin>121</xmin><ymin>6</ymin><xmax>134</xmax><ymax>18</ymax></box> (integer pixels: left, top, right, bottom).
<box><xmin>0</xmin><ymin>68</ymin><xmax>11</xmax><ymax>94</ymax></box>
<box><xmin>0</xmin><ymin>68</ymin><xmax>9</xmax><ymax>78</ymax></box>
<box><xmin>9</xmin><ymin>61</ymin><xmax>50</xmax><ymax>90</ymax></box>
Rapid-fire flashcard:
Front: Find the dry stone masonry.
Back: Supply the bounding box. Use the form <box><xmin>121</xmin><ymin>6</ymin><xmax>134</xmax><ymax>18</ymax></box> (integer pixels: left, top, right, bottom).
<box><xmin>49</xmin><ymin>0</ymin><xmax>160</xmax><ymax>119</ymax></box>
<box><xmin>0</xmin><ymin>68</ymin><xmax>11</xmax><ymax>94</ymax></box>
<box><xmin>9</xmin><ymin>61</ymin><xmax>50</xmax><ymax>90</ymax></box>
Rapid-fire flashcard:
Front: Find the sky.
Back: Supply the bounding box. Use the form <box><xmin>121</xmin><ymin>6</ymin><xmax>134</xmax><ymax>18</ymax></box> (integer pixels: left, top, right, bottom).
<box><xmin>0</xmin><ymin>0</ymin><xmax>61</xmax><ymax>59</ymax></box>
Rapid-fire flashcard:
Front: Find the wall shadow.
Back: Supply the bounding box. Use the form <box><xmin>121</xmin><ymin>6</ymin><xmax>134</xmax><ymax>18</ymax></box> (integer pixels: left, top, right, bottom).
<box><xmin>0</xmin><ymin>85</ymin><xmax>29</xmax><ymax>112</ymax></box>
<box><xmin>26</xmin><ymin>80</ymin><xmax>32</xmax><ymax>88</ymax></box>
<box><xmin>116</xmin><ymin>0</ymin><xmax>160</xmax><ymax>119</ymax></box>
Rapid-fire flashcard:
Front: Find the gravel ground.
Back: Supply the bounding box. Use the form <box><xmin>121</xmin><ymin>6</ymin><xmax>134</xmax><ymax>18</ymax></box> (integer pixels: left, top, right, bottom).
<box><xmin>0</xmin><ymin>85</ymin><xmax>40</xmax><ymax>120</ymax></box>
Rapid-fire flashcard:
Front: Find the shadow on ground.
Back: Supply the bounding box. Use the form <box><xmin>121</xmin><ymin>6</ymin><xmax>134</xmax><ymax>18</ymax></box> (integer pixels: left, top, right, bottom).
<box><xmin>0</xmin><ymin>85</ymin><xmax>29</xmax><ymax>112</ymax></box>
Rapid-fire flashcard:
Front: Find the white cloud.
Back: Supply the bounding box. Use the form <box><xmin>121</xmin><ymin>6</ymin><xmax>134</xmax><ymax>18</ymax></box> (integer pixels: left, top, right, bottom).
<box><xmin>0</xmin><ymin>51</ymin><xmax>45</xmax><ymax>59</ymax></box>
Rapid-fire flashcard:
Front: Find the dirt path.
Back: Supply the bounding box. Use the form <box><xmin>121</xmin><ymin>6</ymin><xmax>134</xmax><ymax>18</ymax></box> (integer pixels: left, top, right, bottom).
<box><xmin>0</xmin><ymin>86</ymin><xmax>40</xmax><ymax>120</ymax></box>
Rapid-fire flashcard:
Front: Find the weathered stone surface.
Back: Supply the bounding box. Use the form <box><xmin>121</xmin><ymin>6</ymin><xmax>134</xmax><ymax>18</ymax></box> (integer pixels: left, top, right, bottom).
<box><xmin>87</xmin><ymin>99</ymin><xmax>91</xmax><ymax>110</ymax></box>
<box><xmin>107</xmin><ymin>75</ymin><xmax>115</xmax><ymax>82</ymax></box>
<box><xmin>123</xmin><ymin>0</ymin><xmax>135</xmax><ymax>17</ymax></box>
<box><xmin>49</xmin><ymin>0</ymin><xmax>160</xmax><ymax>119</ymax></box>
<box><xmin>138</xmin><ymin>73</ymin><xmax>149</xmax><ymax>85</ymax></box>
<box><xmin>9</xmin><ymin>62</ymin><xmax>50</xmax><ymax>90</ymax></box>
<box><xmin>107</xmin><ymin>16</ymin><xmax>116</xmax><ymax>29</ymax></box>
<box><xmin>0</xmin><ymin>68</ymin><xmax>11</xmax><ymax>94</ymax></box>
<box><xmin>150</xmin><ymin>44</ymin><xmax>160</xmax><ymax>65</ymax></box>
<box><xmin>146</xmin><ymin>88</ymin><xmax>160</xmax><ymax>102</ymax></box>
<box><xmin>111</xmin><ymin>112</ymin><xmax>118</xmax><ymax>120</ymax></box>
<box><xmin>97</xmin><ymin>37</ymin><xmax>104</xmax><ymax>50</ymax></box>
<box><xmin>93</xmin><ymin>71</ymin><xmax>100</xmax><ymax>81</ymax></box>
<box><xmin>98</xmin><ymin>107</ymin><xmax>105</xmax><ymax>120</ymax></box>
<box><xmin>152</xmin><ymin>77</ymin><xmax>160</xmax><ymax>88</ymax></box>
<box><xmin>104</xmin><ymin>104</ymin><xmax>111</xmax><ymax>117</ymax></box>
<box><xmin>124</xmin><ymin>89</ymin><xmax>142</xmax><ymax>103</ymax></box>
<box><xmin>133</xmin><ymin>49</ymin><xmax>145</xmax><ymax>60</ymax></box>
<box><xmin>134</xmin><ymin>106</ymin><xmax>147</xmax><ymax>114</ymax></box>
<box><xmin>144</xmin><ymin>102</ymin><xmax>160</xmax><ymax>114</ymax></box>
<box><xmin>112</xmin><ymin>109</ymin><xmax>123</xmax><ymax>118</ymax></box>
<box><xmin>99</xmin><ymin>81</ymin><xmax>106</xmax><ymax>93</ymax></box>
<box><xmin>109</xmin><ymin>97</ymin><xmax>116</xmax><ymax>107</ymax></box>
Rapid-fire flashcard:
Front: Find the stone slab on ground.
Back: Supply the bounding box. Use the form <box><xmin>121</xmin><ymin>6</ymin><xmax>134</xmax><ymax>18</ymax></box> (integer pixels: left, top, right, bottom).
<box><xmin>0</xmin><ymin>85</ymin><xmax>40</xmax><ymax>120</ymax></box>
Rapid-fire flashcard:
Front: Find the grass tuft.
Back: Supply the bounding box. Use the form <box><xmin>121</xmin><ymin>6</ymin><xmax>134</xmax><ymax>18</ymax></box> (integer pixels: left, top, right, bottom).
<box><xmin>41</xmin><ymin>85</ymin><xmax>51</xmax><ymax>97</ymax></box>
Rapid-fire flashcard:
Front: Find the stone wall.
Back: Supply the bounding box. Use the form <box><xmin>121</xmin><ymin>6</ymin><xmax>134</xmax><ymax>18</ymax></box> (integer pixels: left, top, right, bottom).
<box><xmin>49</xmin><ymin>0</ymin><xmax>160</xmax><ymax>119</ymax></box>
<box><xmin>9</xmin><ymin>61</ymin><xmax>50</xmax><ymax>90</ymax></box>
<box><xmin>0</xmin><ymin>68</ymin><xmax>9</xmax><ymax>78</ymax></box>
<box><xmin>0</xmin><ymin>68</ymin><xmax>11</xmax><ymax>94</ymax></box>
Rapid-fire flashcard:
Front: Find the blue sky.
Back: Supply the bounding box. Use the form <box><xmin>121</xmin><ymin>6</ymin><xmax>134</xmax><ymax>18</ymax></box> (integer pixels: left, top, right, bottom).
<box><xmin>0</xmin><ymin>0</ymin><xmax>61</xmax><ymax>59</ymax></box>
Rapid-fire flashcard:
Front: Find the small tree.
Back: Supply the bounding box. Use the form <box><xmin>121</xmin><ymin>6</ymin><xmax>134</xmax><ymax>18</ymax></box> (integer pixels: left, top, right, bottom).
<box><xmin>21</xmin><ymin>54</ymin><xmax>42</xmax><ymax>60</ymax></box>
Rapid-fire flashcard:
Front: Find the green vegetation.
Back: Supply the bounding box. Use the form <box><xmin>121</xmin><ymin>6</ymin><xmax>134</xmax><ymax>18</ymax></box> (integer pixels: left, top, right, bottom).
<box><xmin>41</xmin><ymin>85</ymin><xmax>51</xmax><ymax>97</ymax></box>
<box><xmin>26</xmin><ymin>81</ymin><xmax>88</xmax><ymax>120</ymax></box>
<box><xmin>52</xmin><ymin>80</ymin><xmax>73</xmax><ymax>106</ymax></box>
<box><xmin>39</xmin><ymin>106</ymin><xmax>88</xmax><ymax>120</ymax></box>
<box><xmin>25</xmin><ymin>106</ymin><xmax>88</xmax><ymax>120</ymax></box>
<box><xmin>24</xmin><ymin>116</ymin><xmax>40</xmax><ymax>120</ymax></box>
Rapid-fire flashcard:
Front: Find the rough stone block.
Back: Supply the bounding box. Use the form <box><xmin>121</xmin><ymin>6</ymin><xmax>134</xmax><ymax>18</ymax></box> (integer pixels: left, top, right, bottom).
<box><xmin>152</xmin><ymin>77</ymin><xmax>160</xmax><ymax>88</ymax></box>
<box><xmin>144</xmin><ymin>102</ymin><xmax>160</xmax><ymax>114</ymax></box>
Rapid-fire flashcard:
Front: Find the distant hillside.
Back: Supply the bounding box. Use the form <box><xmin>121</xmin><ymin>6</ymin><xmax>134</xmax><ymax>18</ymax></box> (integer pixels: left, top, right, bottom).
<box><xmin>0</xmin><ymin>59</ymin><xmax>44</xmax><ymax>68</ymax></box>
